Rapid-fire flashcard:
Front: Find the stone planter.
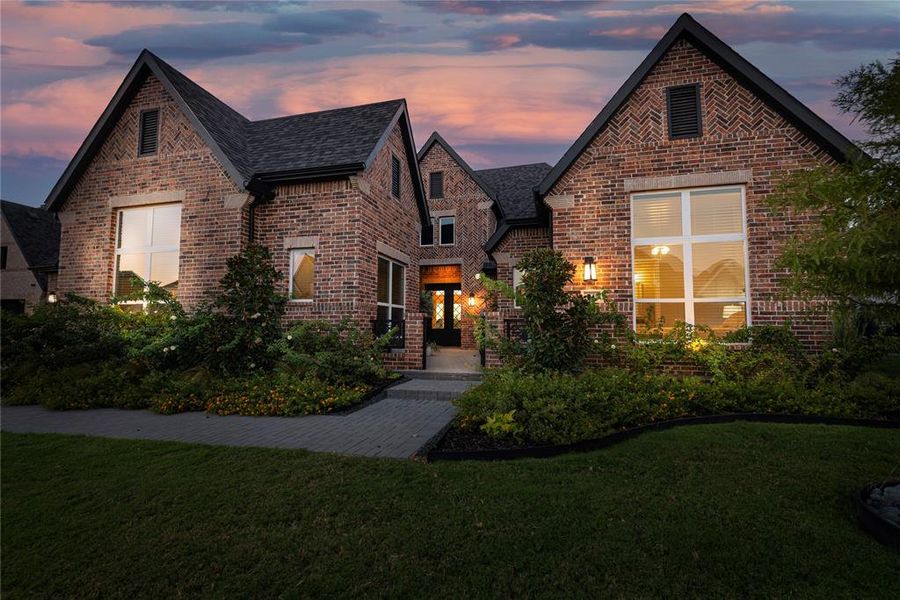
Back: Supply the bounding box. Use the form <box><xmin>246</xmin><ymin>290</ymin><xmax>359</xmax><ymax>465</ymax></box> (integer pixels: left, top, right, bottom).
<box><xmin>855</xmin><ymin>480</ymin><xmax>900</xmax><ymax>548</ymax></box>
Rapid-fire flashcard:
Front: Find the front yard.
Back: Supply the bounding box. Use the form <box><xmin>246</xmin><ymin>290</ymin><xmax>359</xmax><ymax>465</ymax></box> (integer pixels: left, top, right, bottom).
<box><xmin>3</xmin><ymin>423</ymin><xmax>898</xmax><ymax>598</ymax></box>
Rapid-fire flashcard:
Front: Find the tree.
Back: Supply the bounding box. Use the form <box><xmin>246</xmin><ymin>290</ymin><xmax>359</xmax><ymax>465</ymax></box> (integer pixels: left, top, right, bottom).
<box><xmin>771</xmin><ymin>55</ymin><xmax>900</xmax><ymax>326</ymax></box>
<box><xmin>481</xmin><ymin>249</ymin><xmax>623</xmax><ymax>373</ymax></box>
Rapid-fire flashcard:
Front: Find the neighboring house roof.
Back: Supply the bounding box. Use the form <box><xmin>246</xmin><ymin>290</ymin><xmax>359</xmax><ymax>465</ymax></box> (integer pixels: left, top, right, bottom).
<box><xmin>537</xmin><ymin>12</ymin><xmax>858</xmax><ymax>196</ymax></box>
<box><xmin>44</xmin><ymin>51</ymin><xmax>429</xmax><ymax>225</ymax></box>
<box><xmin>417</xmin><ymin>131</ymin><xmax>502</xmax><ymax>219</ymax></box>
<box><xmin>1</xmin><ymin>199</ymin><xmax>60</xmax><ymax>276</ymax></box>
<box><xmin>476</xmin><ymin>163</ymin><xmax>552</xmax><ymax>221</ymax></box>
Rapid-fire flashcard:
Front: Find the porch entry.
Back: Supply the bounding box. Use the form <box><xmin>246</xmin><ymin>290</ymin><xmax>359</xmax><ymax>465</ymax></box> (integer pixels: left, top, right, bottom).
<box><xmin>425</xmin><ymin>283</ymin><xmax>462</xmax><ymax>346</ymax></box>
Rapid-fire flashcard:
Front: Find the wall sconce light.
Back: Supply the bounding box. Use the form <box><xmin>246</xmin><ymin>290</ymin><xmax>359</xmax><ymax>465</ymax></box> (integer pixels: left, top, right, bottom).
<box><xmin>468</xmin><ymin>292</ymin><xmax>476</xmax><ymax>307</ymax></box>
<box><xmin>583</xmin><ymin>257</ymin><xmax>597</xmax><ymax>282</ymax></box>
<box><xmin>47</xmin><ymin>293</ymin><xmax>58</xmax><ymax>304</ymax></box>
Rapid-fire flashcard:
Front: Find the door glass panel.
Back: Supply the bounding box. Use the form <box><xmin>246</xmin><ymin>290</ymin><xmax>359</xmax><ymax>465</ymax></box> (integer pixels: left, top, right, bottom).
<box><xmin>635</xmin><ymin>302</ymin><xmax>685</xmax><ymax>334</ymax></box>
<box><xmin>690</xmin><ymin>188</ymin><xmax>742</xmax><ymax>235</ymax></box>
<box><xmin>391</xmin><ymin>307</ymin><xmax>405</xmax><ymax>324</ymax></box>
<box><xmin>694</xmin><ymin>302</ymin><xmax>747</xmax><ymax>334</ymax></box>
<box><xmin>634</xmin><ymin>244</ymin><xmax>684</xmax><ymax>299</ymax></box>
<box><xmin>151</xmin><ymin>205</ymin><xmax>182</xmax><ymax>246</ymax></box>
<box><xmin>432</xmin><ymin>290</ymin><xmax>445</xmax><ymax>329</ymax></box>
<box><xmin>118</xmin><ymin>210</ymin><xmax>149</xmax><ymax>248</ymax></box>
<box><xmin>692</xmin><ymin>241</ymin><xmax>745</xmax><ymax>298</ymax></box>
<box><xmin>452</xmin><ymin>289</ymin><xmax>462</xmax><ymax>329</ymax></box>
<box><xmin>633</xmin><ymin>193</ymin><xmax>682</xmax><ymax>238</ymax></box>
<box><xmin>116</xmin><ymin>253</ymin><xmax>146</xmax><ymax>296</ymax></box>
<box><xmin>391</xmin><ymin>263</ymin><xmax>405</xmax><ymax>306</ymax></box>
<box><xmin>377</xmin><ymin>258</ymin><xmax>389</xmax><ymax>303</ymax></box>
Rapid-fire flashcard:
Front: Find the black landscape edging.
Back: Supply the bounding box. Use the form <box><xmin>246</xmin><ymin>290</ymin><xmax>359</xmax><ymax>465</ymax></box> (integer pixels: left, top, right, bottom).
<box><xmin>427</xmin><ymin>413</ymin><xmax>900</xmax><ymax>462</ymax></box>
<box><xmin>329</xmin><ymin>376</ymin><xmax>408</xmax><ymax>416</ymax></box>
<box><xmin>855</xmin><ymin>480</ymin><xmax>900</xmax><ymax>549</ymax></box>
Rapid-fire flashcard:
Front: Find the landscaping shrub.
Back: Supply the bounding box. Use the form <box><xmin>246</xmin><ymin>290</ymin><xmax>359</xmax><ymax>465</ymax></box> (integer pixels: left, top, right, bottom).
<box><xmin>271</xmin><ymin>319</ymin><xmax>395</xmax><ymax>386</ymax></box>
<box><xmin>205</xmin><ymin>373</ymin><xmax>367</xmax><ymax>416</ymax></box>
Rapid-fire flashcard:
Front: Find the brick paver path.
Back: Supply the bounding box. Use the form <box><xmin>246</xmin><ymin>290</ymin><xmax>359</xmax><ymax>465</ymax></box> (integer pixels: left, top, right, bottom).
<box><xmin>1</xmin><ymin>394</ymin><xmax>458</xmax><ymax>459</ymax></box>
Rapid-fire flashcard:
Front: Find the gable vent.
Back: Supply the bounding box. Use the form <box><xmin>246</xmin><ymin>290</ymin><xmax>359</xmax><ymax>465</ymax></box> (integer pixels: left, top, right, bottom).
<box><xmin>429</xmin><ymin>171</ymin><xmax>444</xmax><ymax>199</ymax></box>
<box><xmin>391</xmin><ymin>155</ymin><xmax>401</xmax><ymax>198</ymax></box>
<box><xmin>139</xmin><ymin>108</ymin><xmax>160</xmax><ymax>156</ymax></box>
<box><xmin>666</xmin><ymin>84</ymin><xmax>702</xmax><ymax>139</ymax></box>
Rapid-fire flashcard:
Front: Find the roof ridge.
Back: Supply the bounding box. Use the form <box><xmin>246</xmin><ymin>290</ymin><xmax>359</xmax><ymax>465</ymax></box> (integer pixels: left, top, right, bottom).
<box><xmin>477</xmin><ymin>162</ymin><xmax>553</xmax><ymax>172</ymax></box>
<box><xmin>249</xmin><ymin>99</ymin><xmax>405</xmax><ymax>125</ymax></box>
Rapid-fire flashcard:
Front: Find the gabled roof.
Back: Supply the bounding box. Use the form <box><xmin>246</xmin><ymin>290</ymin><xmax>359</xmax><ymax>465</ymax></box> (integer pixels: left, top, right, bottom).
<box><xmin>537</xmin><ymin>12</ymin><xmax>858</xmax><ymax>196</ymax></box>
<box><xmin>417</xmin><ymin>131</ymin><xmax>503</xmax><ymax>219</ymax></box>
<box><xmin>1</xmin><ymin>199</ymin><xmax>60</xmax><ymax>271</ymax></box>
<box><xmin>44</xmin><ymin>51</ymin><xmax>429</xmax><ymax>225</ymax></box>
<box><xmin>476</xmin><ymin>163</ymin><xmax>551</xmax><ymax>220</ymax></box>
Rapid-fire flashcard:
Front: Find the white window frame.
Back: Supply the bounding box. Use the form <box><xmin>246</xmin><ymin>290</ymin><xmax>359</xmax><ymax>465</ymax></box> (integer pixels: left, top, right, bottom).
<box><xmin>377</xmin><ymin>256</ymin><xmax>406</xmax><ymax>324</ymax></box>
<box><xmin>630</xmin><ymin>185</ymin><xmax>751</xmax><ymax>332</ymax></box>
<box><xmin>113</xmin><ymin>204</ymin><xmax>181</xmax><ymax>309</ymax></box>
<box><xmin>438</xmin><ymin>216</ymin><xmax>455</xmax><ymax>246</ymax></box>
<box><xmin>288</xmin><ymin>248</ymin><xmax>315</xmax><ymax>302</ymax></box>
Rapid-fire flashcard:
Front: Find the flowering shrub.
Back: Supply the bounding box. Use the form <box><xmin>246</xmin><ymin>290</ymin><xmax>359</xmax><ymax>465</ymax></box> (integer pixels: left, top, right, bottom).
<box><xmin>205</xmin><ymin>375</ymin><xmax>367</xmax><ymax>417</ymax></box>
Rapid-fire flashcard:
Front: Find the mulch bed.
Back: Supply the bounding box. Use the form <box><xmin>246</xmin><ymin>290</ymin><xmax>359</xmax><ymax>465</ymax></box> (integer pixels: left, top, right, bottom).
<box><xmin>429</xmin><ymin>414</ymin><xmax>900</xmax><ymax>461</ymax></box>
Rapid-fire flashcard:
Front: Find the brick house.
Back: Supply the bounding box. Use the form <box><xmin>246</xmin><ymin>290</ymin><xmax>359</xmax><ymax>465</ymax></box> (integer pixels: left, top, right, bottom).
<box><xmin>45</xmin><ymin>13</ymin><xmax>855</xmax><ymax>370</ymax></box>
<box><xmin>1</xmin><ymin>200</ymin><xmax>60</xmax><ymax>313</ymax></box>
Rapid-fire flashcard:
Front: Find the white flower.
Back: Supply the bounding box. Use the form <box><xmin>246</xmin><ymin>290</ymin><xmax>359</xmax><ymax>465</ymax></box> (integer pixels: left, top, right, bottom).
<box><xmin>611</xmin><ymin>344</ymin><xmax>616</xmax><ymax>350</ymax></box>
<box><xmin>593</xmin><ymin>339</ymin><xmax>600</xmax><ymax>344</ymax></box>
<box><xmin>250</xmin><ymin>312</ymin><xmax>261</xmax><ymax>320</ymax></box>
<box><xmin>832</xmin><ymin>347</ymin><xmax>839</xmax><ymax>353</ymax></box>
<box><xmin>170</xmin><ymin>315</ymin><xmax>177</xmax><ymax>321</ymax></box>
<box><xmin>163</xmin><ymin>347</ymin><xmax>169</xmax><ymax>353</ymax></box>
<box><xmin>170</xmin><ymin>345</ymin><xmax>177</xmax><ymax>351</ymax></box>
<box><xmin>249</xmin><ymin>363</ymin><xmax>255</xmax><ymax>369</ymax></box>
<box><xmin>286</xmin><ymin>335</ymin><xmax>293</xmax><ymax>341</ymax></box>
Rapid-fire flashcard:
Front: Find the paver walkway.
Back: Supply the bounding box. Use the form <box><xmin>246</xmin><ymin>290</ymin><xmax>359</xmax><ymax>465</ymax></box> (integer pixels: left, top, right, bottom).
<box><xmin>1</xmin><ymin>379</ymin><xmax>465</xmax><ymax>459</ymax></box>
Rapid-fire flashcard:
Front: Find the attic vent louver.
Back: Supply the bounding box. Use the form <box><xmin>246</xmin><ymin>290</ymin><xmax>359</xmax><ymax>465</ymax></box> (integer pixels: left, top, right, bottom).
<box><xmin>139</xmin><ymin>108</ymin><xmax>160</xmax><ymax>156</ymax></box>
<box><xmin>666</xmin><ymin>84</ymin><xmax>701</xmax><ymax>139</ymax></box>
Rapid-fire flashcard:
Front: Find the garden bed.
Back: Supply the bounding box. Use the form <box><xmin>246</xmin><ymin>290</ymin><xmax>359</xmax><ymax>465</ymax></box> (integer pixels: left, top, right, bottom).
<box><xmin>431</xmin><ymin>414</ymin><xmax>900</xmax><ymax>461</ymax></box>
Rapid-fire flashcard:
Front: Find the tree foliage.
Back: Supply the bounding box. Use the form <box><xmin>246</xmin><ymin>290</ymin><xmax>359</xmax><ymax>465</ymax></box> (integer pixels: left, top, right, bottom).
<box><xmin>771</xmin><ymin>55</ymin><xmax>900</xmax><ymax>325</ymax></box>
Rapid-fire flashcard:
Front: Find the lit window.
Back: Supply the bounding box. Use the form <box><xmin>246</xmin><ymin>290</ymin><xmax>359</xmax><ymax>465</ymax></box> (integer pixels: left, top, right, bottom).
<box><xmin>632</xmin><ymin>186</ymin><xmax>747</xmax><ymax>335</ymax></box>
<box><xmin>115</xmin><ymin>204</ymin><xmax>181</xmax><ymax>304</ymax></box>
<box><xmin>376</xmin><ymin>256</ymin><xmax>406</xmax><ymax>344</ymax></box>
<box><xmin>439</xmin><ymin>216</ymin><xmax>455</xmax><ymax>245</ymax></box>
<box><xmin>513</xmin><ymin>267</ymin><xmax>524</xmax><ymax>309</ymax></box>
<box><xmin>289</xmin><ymin>248</ymin><xmax>315</xmax><ymax>301</ymax></box>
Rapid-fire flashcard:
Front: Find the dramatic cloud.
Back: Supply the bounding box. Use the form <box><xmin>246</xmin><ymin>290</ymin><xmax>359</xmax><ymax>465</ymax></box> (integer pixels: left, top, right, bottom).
<box><xmin>263</xmin><ymin>9</ymin><xmax>412</xmax><ymax>36</ymax></box>
<box><xmin>466</xmin><ymin>10</ymin><xmax>900</xmax><ymax>52</ymax></box>
<box><xmin>407</xmin><ymin>1</ymin><xmax>596</xmax><ymax>16</ymax></box>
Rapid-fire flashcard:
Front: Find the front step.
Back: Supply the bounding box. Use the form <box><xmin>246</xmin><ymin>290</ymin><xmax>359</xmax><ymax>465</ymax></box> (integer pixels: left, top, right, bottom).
<box><xmin>387</xmin><ymin>377</ymin><xmax>479</xmax><ymax>401</ymax></box>
<box><xmin>399</xmin><ymin>370</ymin><xmax>483</xmax><ymax>381</ymax></box>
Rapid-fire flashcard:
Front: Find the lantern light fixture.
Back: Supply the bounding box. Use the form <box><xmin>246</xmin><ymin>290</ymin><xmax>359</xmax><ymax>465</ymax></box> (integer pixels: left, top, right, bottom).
<box><xmin>47</xmin><ymin>293</ymin><xmax>58</xmax><ymax>304</ymax></box>
<box><xmin>468</xmin><ymin>292</ymin><xmax>476</xmax><ymax>307</ymax></box>
<box><xmin>583</xmin><ymin>256</ymin><xmax>597</xmax><ymax>282</ymax></box>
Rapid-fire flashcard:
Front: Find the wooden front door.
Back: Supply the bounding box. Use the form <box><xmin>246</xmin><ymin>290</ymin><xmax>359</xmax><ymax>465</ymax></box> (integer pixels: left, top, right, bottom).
<box><xmin>425</xmin><ymin>283</ymin><xmax>462</xmax><ymax>346</ymax></box>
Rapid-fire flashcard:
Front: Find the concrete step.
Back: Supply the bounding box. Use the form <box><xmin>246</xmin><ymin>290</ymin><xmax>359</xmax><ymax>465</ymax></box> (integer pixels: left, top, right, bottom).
<box><xmin>386</xmin><ymin>377</ymin><xmax>480</xmax><ymax>401</ymax></box>
<box><xmin>398</xmin><ymin>370</ymin><xmax>483</xmax><ymax>381</ymax></box>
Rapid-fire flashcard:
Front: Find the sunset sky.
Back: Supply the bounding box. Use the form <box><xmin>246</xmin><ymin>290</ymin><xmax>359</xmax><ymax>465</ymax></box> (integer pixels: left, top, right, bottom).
<box><xmin>1</xmin><ymin>0</ymin><xmax>898</xmax><ymax>206</ymax></box>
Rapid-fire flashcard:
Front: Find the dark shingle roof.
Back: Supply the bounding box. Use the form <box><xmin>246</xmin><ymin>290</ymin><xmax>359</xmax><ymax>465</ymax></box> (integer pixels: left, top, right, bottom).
<box><xmin>153</xmin><ymin>55</ymin><xmax>404</xmax><ymax>179</ymax></box>
<box><xmin>246</xmin><ymin>100</ymin><xmax>404</xmax><ymax>176</ymax></box>
<box><xmin>1</xmin><ymin>200</ymin><xmax>60</xmax><ymax>270</ymax></box>
<box><xmin>476</xmin><ymin>163</ymin><xmax>552</xmax><ymax>220</ymax></box>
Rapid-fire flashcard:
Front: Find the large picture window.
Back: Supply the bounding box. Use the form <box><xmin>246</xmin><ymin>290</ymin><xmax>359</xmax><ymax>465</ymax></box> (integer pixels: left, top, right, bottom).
<box><xmin>631</xmin><ymin>186</ymin><xmax>748</xmax><ymax>335</ymax></box>
<box><xmin>376</xmin><ymin>255</ymin><xmax>406</xmax><ymax>330</ymax></box>
<box><xmin>289</xmin><ymin>248</ymin><xmax>315</xmax><ymax>301</ymax></box>
<box><xmin>115</xmin><ymin>204</ymin><xmax>181</xmax><ymax>302</ymax></box>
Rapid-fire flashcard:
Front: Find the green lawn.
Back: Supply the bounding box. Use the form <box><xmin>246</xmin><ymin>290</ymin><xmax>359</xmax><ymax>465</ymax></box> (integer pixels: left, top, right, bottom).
<box><xmin>3</xmin><ymin>424</ymin><xmax>898</xmax><ymax>599</ymax></box>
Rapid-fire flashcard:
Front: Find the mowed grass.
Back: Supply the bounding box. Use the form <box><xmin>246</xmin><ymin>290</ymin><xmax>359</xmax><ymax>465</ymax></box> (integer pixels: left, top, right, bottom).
<box><xmin>2</xmin><ymin>424</ymin><xmax>899</xmax><ymax>599</ymax></box>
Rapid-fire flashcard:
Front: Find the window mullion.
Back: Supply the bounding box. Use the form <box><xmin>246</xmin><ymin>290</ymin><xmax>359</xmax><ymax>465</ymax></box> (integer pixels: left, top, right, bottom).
<box><xmin>681</xmin><ymin>190</ymin><xmax>695</xmax><ymax>326</ymax></box>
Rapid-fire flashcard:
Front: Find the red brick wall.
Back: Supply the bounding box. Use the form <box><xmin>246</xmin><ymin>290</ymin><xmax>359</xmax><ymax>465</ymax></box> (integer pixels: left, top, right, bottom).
<box><xmin>55</xmin><ymin>74</ymin><xmax>246</xmax><ymax>310</ymax></box>
<box><xmin>359</xmin><ymin>123</ymin><xmax>426</xmax><ymax>369</ymax></box>
<box><xmin>418</xmin><ymin>142</ymin><xmax>496</xmax><ymax>348</ymax></box>
<box><xmin>547</xmin><ymin>39</ymin><xmax>835</xmax><ymax>346</ymax></box>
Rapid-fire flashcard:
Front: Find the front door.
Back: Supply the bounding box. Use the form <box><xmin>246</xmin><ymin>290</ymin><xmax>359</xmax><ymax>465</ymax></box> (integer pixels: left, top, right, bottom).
<box><xmin>425</xmin><ymin>283</ymin><xmax>462</xmax><ymax>346</ymax></box>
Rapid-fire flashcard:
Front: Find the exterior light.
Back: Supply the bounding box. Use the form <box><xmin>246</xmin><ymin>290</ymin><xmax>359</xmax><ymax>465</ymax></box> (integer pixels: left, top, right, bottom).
<box><xmin>468</xmin><ymin>292</ymin><xmax>476</xmax><ymax>307</ymax></box>
<box><xmin>47</xmin><ymin>293</ymin><xmax>58</xmax><ymax>303</ymax></box>
<box><xmin>651</xmin><ymin>245</ymin><xmax>670</xmax><ymax>256</ymax></box>
<box><xmin>583</xmin><ymin>257</ymin><xmax>597</xmax><ymax>282</ymax></box>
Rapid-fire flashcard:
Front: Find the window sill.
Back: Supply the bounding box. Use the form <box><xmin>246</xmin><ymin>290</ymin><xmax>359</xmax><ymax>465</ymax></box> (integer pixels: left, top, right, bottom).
<box><xmin>288</xmin><ymin>299</ymin><xmax>314</xmax><ymax>304</ymax></box>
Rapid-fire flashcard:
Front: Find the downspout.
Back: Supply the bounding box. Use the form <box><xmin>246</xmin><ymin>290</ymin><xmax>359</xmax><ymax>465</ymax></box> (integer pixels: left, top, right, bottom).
<box><xmin>244</xmin><ymin>177</ymin><xmax>276</xmax><ymax>244</ymax></box>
